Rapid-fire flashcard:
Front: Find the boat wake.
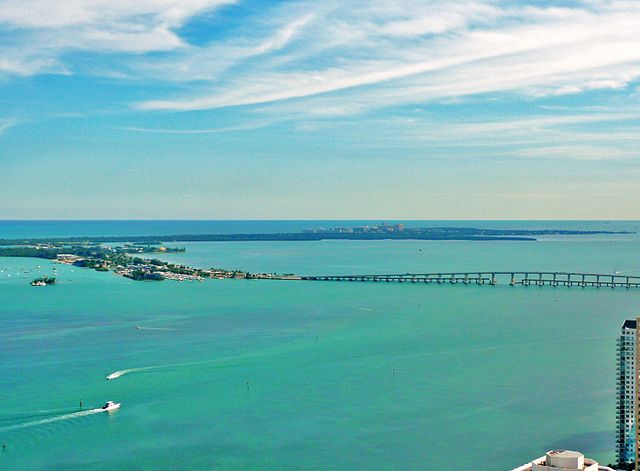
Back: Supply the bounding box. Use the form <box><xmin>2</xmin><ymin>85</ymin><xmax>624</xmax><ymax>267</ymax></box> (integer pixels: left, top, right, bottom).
<box><xmin>106</xmin><ymin>366</ymin><xmax>155</xmax><ymax>380</ymax></box>
<box><xmin>0</xmin><ymin>408</ymin><xmax>78</xmax><ymax>423</ymax></box>
<box><xmin>106</xmin><ymin>355</ymin><xmax>243</xmax><ymax>381</ymax></box>
<box><xmin>0</xmin><ymin>408</ymin><xmax>104</xmax><ymax>432</ymax></box>
<box><xmin>135</xmin><ymin>326</ymin><xmax>182</xmax><ymax>331</ymax></box>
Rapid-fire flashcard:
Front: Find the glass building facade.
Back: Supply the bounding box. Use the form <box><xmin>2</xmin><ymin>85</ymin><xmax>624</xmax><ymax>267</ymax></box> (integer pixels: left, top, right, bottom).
<box><xmin>616</xmin><ymin>319</ymin><xmax>637</xmax><ymax>466</ymax></box>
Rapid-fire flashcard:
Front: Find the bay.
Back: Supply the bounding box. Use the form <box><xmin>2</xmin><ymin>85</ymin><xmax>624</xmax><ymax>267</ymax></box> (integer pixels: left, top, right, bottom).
<box><xmin>1</xmin><ymin>221</ymin><xmax>639</xmax><ymax>470</ymax></box>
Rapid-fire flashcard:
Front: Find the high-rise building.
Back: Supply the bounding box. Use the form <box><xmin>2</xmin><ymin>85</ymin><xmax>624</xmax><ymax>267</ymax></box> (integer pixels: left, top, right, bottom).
<box><xmin>616</xmin><ymin>319</ymin><xmax>637</xmax><ymax>468</ymax></box>
<box><xmin>512</xmin><ymin>449</ymin><xmax>614</xmax><ymax>471</ymax></box>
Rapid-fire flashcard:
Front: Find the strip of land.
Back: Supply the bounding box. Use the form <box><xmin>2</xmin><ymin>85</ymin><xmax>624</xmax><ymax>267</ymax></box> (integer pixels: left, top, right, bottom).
<box><xmin>0</xmin><ymin>226</ymin><xmax>631</xmax><ymax>283</ymax></box>
<box><xmin>0</xmin><ymin>226</ymin><xmax>631</xmax><ymax>245</ymax></box>
<box><xmin>0</xmin><ymin>244</ymin><xmax>294</xmax><ymax>282</ymax></box>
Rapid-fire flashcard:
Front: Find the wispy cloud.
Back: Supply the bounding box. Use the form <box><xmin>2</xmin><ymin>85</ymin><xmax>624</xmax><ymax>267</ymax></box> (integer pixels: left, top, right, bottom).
<box><xmin>131</xmin><ymin>0</ymin><xmax>640</xmax><ymax>113</ymax></box>
<box><xmin>512</xmin><ymin>145</ymin><xmax>639</xmax><ymax>161</ymax></box>
<box><xmin>0</xmin><ymin>119</ymin><xmax>17</xmax><ymax>136</ymax></box>
<box><xmin>115</xmin><ymin>122</ymin><xmax>268</xmax><ymax>134</ymax></box>
<box><xmin>0</xmin><ymin>0</ymin><xmax>232</xmax><ymax>28</ymax></box>
<box><xmin>409</xmin><ymin>113</ymin><xmax>640</xmax><ymax>136</ymax></box>
<box><xmin>288</xmin><ymin>111</ymin><xmax>640</xmax><ymax>161</ymax></box>
<box><xmin>0</xmin><ymin>0</ymin><xmax>235</xmax><ymax>76</ymax></box>
<box><xmin>2</xmin><ymin>0</ymin><xmax>640</xmax><ymax>120</ymax></box>
<box><xmin>131</xmin><ymin>11</ymin><xmax>317</xmax><ymax>83</ymax></box>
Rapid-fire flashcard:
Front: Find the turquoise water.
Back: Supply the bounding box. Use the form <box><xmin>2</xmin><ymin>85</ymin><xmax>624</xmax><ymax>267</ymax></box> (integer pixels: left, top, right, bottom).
<box><xmin>1</xmin><ymin>221</ymin><xmax>640</xmax><ymax>469</ymax></box>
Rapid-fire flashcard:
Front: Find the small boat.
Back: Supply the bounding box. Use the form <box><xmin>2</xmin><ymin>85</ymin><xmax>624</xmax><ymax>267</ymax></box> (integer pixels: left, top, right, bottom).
<box><xmin>101</xmin><ymin>401</ymin><xmax>121</xmax><ymax>411</ymax></box>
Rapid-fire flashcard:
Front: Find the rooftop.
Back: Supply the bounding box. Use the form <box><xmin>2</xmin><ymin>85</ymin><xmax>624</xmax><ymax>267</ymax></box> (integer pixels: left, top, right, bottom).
<box><xmin>622</xmin><ymin>319</ymin><xmax>637</xmax><ymax>329</ymax></box>
<box><xmin>512</xmin><ymin>450</ymin><xmax>614</xmax><ymax>471</ymax></box>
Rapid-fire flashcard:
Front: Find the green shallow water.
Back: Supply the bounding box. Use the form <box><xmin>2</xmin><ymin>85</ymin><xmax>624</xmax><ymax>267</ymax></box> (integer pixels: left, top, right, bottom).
<box><xmin>2</xmin><ymin>226</ymin><xmax>640</xmax><ymax>470</ymax></box>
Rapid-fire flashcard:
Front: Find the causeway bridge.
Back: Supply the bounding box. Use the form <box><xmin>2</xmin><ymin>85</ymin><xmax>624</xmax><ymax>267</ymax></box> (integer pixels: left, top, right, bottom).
<box><xmin>299</xmin><ymin>272</ymin><xmax>640</xmax><ymax>288</ymax></box>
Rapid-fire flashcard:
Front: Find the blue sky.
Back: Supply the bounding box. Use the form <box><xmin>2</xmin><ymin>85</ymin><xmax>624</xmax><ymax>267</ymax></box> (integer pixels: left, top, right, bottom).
<box><xmin>0</xmin><ymin>0</ymin><xmax>639</xmax><ymax>219</ymax></box>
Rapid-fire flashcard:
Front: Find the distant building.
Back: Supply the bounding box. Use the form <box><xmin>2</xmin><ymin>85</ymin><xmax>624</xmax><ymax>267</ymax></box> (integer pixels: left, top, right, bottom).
<box><xmin>56</xmin><ymin>254</ymin><xmax>82</xmax><ymax>262</ymax></box>
<box><xmin>616</xmin><ymin>319</ymin><xmax>638</xmax><ymax>468</ymax></box>
<box><xmin>512</xmin><ymin>450</ymin><xmax>614</xmax><ymax>471</ymax></box>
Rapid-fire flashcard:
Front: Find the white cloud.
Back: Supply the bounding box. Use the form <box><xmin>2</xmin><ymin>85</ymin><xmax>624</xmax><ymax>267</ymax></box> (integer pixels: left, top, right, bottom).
<box><xmin>287</xmin><ymin>111</ymin><xmax>640</xmax><ymax>160</ymax></box>
<box><xmin>0</xmin><ymin>0</ymin><xmax>235</xmax><ymax>75</ymax></box>
<box><xmin>131</xmin><ymin>0</ymin><xmax>640</xmax><ymax>113</ymax></box>
<box><xmin>0</xmin><ymin>0</ymin><xmax>233</xmax><ymax>28</ymax></box>
<box><xmin>115</xmin><ymin>122</ymin><xmax>268</xmax><ymax>134</ymax></box>
<box><xmin>513</xmin><ymin>145</ymin><xmax>639</xmax><ymax>160</ymax></box>
<box><xmin>0</xmin><ymin>54</ymin><xmax>64</xmax><ymax>76</ymax></box>
<box><xmin>2</xmin><ymin>0</ymin><xmax>640</xmax><ymax>117</ymax></box>
<box><xmin>433</xmin><ymin>110</ymin><xmax>638</xmax><ymax>131</ymax></box>
<box><xmin>132</xmin><ymin>11</ymin><xmax>317</xmax><ymax>82</ymax></box>
<box><xmin>0</xmin><ymin>119</ymin><xmax>17</xmax><ymax>136</ymax></box>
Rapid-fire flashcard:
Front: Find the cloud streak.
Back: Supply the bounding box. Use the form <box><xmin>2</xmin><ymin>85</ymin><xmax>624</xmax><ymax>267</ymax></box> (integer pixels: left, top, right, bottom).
<box><xmin>0</xmin><ymin>0</ymin><xmax>235</xmax><ymax>75</ymax></box>
<box><xmin>115</xmin><ymin>122</ymin><xmax>268</xmax><ymax>134</ymax></box>
<box><xmin>1</xmin><ymin>0</ymin><xmax>639</xmax><ymax>134</ymax></box>
<box><xmin>130</xmin><ymin>0</ymin><xmax>640</xmax><ymax>113</ymax></box>
<box><xmin>284</xmin><ymin>111</ymin><xmax>640</xmax><ymax>161</ymax></box>
<box><xmin>2</xmin><ymin>0</ymin><xmax>639</xmax><ymax>117</ymax></box>
<box><xmin>0</xmin><ymin>119</ymin><xmax>16</xmax><ymax>136</ymax></box>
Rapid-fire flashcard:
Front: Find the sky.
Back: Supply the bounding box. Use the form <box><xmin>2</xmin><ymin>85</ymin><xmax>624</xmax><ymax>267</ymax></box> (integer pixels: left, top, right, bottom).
<box><xmin>0</xmin><ymin>0</ymin><xmax>639</xmax><ymax>220</ymax></box>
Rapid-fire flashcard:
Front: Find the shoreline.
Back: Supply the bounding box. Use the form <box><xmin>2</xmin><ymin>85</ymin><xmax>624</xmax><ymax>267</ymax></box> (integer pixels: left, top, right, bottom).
<box><xmin>0</xmin><ymin>227</ymin><xmax>633</xmax><ymax>246</ymax></box>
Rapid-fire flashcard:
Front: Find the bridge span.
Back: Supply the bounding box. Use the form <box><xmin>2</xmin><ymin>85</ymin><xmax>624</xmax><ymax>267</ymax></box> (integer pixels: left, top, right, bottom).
<box><xmin>299</xmin><ymin>272</ymin><xmax>640</xmax><ymax>288</ymax></box>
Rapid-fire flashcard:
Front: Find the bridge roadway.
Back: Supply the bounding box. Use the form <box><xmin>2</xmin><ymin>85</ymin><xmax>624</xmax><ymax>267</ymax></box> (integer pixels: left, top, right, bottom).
<box><xmin>299</xmin><ymin>272</ymin><xmax>640</xmax><ymax>288</ymax></box>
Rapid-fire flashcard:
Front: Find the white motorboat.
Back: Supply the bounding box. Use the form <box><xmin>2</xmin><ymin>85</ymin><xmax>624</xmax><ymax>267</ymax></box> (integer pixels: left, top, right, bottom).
<box><xmin>101</xmin><ymin>401</ymin><xmax>121</xmax><ymax>411</ymax></box>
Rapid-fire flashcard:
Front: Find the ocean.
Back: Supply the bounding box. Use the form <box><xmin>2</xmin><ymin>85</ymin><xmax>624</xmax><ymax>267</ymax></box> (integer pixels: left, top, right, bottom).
<box><xmin>1</xmin><ymin>220</ymin><xmax>639</xmax><ymax>470</ymax></box>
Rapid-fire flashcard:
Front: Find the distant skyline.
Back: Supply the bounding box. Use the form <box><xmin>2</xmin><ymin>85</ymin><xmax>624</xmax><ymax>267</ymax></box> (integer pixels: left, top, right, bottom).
<box><xmin>1</xmin><ymin>0</ymin><xmax>639</xmax><ymax>219</ymax></box>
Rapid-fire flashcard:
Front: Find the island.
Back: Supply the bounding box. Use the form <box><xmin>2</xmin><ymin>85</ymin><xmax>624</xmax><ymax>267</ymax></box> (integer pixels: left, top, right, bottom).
<box><xmin>30</xmin><ymin>276</ymin><xmax>56</xmax><ymax>286</ymax></box>
<box><xmin>301</xmin><ymin>223</ymin><xmax>632</xmax><ymax>238</ymax></box>
<box><xmin>0</xmin><ymin>225</ymin><xmax>631</xmax><ymax>246</ymax></box>
<box><xmin>0</xmin><ymin>225</ymin><xmax>632</xmax><ymax>284</ymax></box>
<box><xmin>0</xmin><ymin>243</ymin><xmax>296</xmax><ymax>283</ymax></box>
